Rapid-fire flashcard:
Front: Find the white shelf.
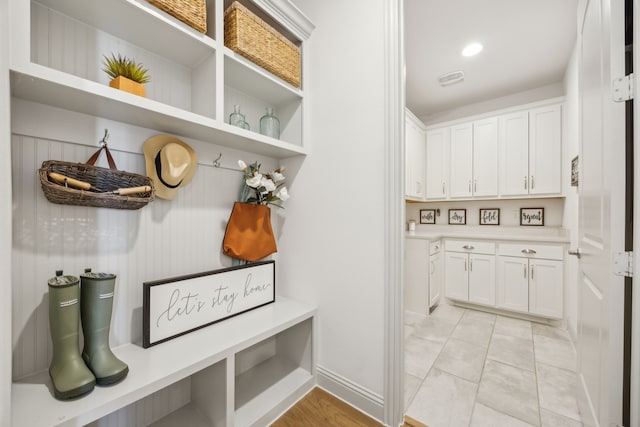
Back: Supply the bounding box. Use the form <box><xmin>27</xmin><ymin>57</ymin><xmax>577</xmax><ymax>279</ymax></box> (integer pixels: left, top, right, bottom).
<box><xmin>235</xmin><ymin>357</ymin><xmax>314</xmax><ymax>427</ymax></box>
<box><xmin>224</xmin><ymin>47</ymin><xmax>303</xmax><ymax>105</ymax></box>
<box><xmin>10</xmin><ymin>65</ymin><xmax>307</xmax><ymax>159</ymax></box>
<box><xmin>34</xmin><ymin>0</ymin><xmax>216</xmax><ymax>67</ymax></box>
<box><xmin>11</xmin><ymin>297</ymin><xmax>316</xmax><ymax>427</ymax></box>
<box><xmin>148</xmin><ymin>403</ymin><xmax>214</xmax><ymax>427</ymax></box>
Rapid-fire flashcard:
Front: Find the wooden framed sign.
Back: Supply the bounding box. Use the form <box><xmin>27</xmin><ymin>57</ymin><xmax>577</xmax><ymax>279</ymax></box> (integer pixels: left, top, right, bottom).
<box><xmin>448</xmin><ymin>209</ymin><xmax>466</xmax><ymax>225</ymax></box>
<box><xmin>479</xmin><ymin>208</ymin><xmax>500</xmax><ymax>225</ymax></box>
<box><xmin>420</xmin><ymin>209</ymin><xmax>436</xmax><ymax>224</ymax></box>
<box><xmin>520</xmin><ymin>208</ymin><xmax>544</xmax><ymax>226</ymax></box>
<box><xmin>143</xmin><ymin>260</ymin><xmax>275</xmax><ymax>348</ymax></box>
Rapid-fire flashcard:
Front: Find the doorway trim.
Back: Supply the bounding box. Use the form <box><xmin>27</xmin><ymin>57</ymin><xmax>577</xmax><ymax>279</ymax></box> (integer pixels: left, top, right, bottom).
<box><xmin>383</xmin><ymin>0</ymin><xmax>405</xmax><ymax>425</ymax></box>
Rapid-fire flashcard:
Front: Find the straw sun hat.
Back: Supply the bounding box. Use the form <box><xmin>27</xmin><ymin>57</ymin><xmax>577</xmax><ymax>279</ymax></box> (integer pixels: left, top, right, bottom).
<box><xmin>143</xmin><ymin>135</ymin><xmax>198</xmax><ymax>200</ymax></box>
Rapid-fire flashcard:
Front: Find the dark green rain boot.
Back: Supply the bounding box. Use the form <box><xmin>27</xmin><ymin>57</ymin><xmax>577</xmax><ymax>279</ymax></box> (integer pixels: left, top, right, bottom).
<box><xmin>80</xmin><ymin>268</ymin><xmax>129</xmax><ymax>386</ymax></box>
<box><xmin>48</xmin><ymin>270</ymin><xmax>96</xmax><ymax>399</ymax></box>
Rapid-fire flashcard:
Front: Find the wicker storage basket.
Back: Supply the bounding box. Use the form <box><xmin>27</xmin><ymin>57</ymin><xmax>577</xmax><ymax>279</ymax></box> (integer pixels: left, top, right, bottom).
<box><xmin>224</xmin><ymin>1</ymin><xmax>301</xmax><ymax>87</ymax></box>
<box><xmin>148</xmin><ymin>0</ymin><xmax>207</xmax><ymax>33</ymax></box>
<box><xmin>40</xmin><ymin>147</ymin><xmax>155</xmax><ymax>210</ymax></box>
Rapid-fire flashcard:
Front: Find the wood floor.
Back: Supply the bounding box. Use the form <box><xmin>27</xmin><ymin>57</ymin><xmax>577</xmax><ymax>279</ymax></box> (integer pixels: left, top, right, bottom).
<box><xmin>271</xmin><ymin>387</ymin><xmax>384</xmax><ymax>427</ymax></box>
<box><xmin>270</xmin><ymin>387</ymin><xmax>427</xmax><ymax>427</ymax></box>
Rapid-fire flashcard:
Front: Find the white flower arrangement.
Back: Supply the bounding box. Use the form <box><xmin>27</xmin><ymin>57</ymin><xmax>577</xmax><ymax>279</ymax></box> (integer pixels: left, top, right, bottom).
<box><xmin>238</xmin><ymin>160</ymin><xmax>289</xmax><ymax>207</ymax></box>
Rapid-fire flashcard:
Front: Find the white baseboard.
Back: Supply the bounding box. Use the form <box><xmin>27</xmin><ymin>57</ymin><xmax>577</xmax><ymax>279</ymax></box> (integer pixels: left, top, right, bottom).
<box><xmin>316</xmin><ymin>365</ymin><xmax>385</xmax><ymax>424</ymax></box>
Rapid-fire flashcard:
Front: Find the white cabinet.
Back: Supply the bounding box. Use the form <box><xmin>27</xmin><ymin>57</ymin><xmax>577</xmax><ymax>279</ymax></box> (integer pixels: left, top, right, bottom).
<box><xmin>448</xmin><ymin>118</ymin><xmax>498</xmax><ymax>199</ymax></box>
<box><xmin>9</xmin><ymin>0</ymin><xmax>314</xmax><ymax>159</ymax></box>
<box><xmin>405</xmin><ymin>110</ymin><xmax>426</xmax><ymax>200</ymax></box>
<box><xmin>449</xmin><ymin>123</ymin><xmax>473</xmax><ymax>198</ymax></box>
<box><xmin>425</xmin><ymin>127</ymin><xmax>449</xmax><ymax>199</ymax></box>
<box><xmin>499</xmin><ymin>104</ymin><xmax>562</xmax><ymax>196</ymax></box>
<box><xmin>472</xmin><ymin>117</ymin><xmax>499</xmax><ymax>197</ymax></box>
<box><xmin>497</xmin><ymin>243</ymin><xmax>564</xmax><ymax>319</ymax></box>
<box><xmin>529</xmin><ymin>104</ymin><xmax>562</xmax><ymax>195</ymax></box>
<box><xmin>429</xmin><ymin>244</ymin><xmax>442</xmax><ymax>308</ymax></box>
<box><xmin>404</xmin><ymin>239</ymin><xmax>441</xmax><ymax>316</ymax></box>
<box><xmin>444</xmin><ymin>241</ymin><xmax>496</xmax><ymax>307</ymax></box>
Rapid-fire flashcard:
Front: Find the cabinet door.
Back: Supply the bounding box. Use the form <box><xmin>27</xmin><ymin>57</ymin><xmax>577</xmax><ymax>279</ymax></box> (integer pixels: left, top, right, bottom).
<box><xmin>496</xmin><ymin>256</ymin><xmax>529</xmax><ymax>312</ymax></box>
<box><xmin>405</xmin><ymin>115</ymin><xmax>426</xmax><ymax>199</ymax></box>
<box><xmin>449</xmin><ymin>123</ymin><xmax>473</xmax><ymax>198</ymax></box>
<box><xmin>468</xmin><ymin>253</ymin><xmax>496</xmax><ymax>306</ymax></box>
<box><xmin>425</xmin><ymin>128</ymin><xmax>449</xmax><ymax>199</ymax></box>
<box><xmin>472</xmin><ymin>118</ymin><xmax>498</xmax><ymax>197</ymax></box>
<box><xmin>529</xmin><ymin>259</ymin><xmax>563</xmax><ymax>318</ymax></box>
<box><xmin>445</xmin><ymin>252</ymin><xmax>468</xmax><ymax>301</ymax></box>
<box><xmin>499</xmin><ymin>111</ymin><xmax>529</xmax><ymax>196</ymax></box>
<box><xmin>404</xmin><ymin>239</ymin><xmax>430</xmax><ymax>316</ymax></box>
<box><xmin>429</xmin><ymin>251</ymin><xmax>442</xmax><ymax>308</ymax></box>
<box><xmin>529</xmin><ymin>105</ymin><xmax>562</xmax><ymax>195</ymax></box>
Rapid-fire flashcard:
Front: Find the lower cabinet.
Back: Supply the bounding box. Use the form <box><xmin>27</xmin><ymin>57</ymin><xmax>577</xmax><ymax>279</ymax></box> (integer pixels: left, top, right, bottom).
<box><xmin>443</xmin><ymin>239</ymin><xmax>565</xmax><ymax>320</ymax></box>
<box><xmin>496</xmin><ymin>243</ymin><xmax>564</xmax><ymax>319</ymax></box>
<box><xmin>405</xmin><ymin>238</ymin><xmax>442</xmax><ymax>316</ymax></box>
<box><xmin>444</xmin><ymin>241</ymin><xmax>496</xmax><ymax>307</ymax></box>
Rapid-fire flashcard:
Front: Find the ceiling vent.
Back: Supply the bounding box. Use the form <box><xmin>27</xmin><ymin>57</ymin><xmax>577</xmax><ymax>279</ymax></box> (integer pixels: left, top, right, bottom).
<box><xmin>438</xmin><ymin>70</ymin><xmax>464</xmax><ymax>86</ymax></box>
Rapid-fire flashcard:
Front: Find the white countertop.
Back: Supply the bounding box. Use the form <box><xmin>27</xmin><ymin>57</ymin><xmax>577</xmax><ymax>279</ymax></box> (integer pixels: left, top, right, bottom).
<box><xmin>406</xmin><ymin>226</ymin><xmax>570</xmax><ymax>243</ymax></box>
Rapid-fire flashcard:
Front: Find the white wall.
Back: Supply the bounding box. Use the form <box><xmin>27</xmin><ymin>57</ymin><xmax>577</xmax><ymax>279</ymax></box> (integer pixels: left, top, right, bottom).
<box><xmin>421</xmin><ymin>82</ymin><xmax>565</xmax><ymax>126</ymax></box>
<box><xmin>278</xmin><ymin>0</ymin><xmax>387</xmax><ymax>419</ymax></box>
<box><xmin>0</xmin><ymin>0</ymin><xmax>11</xmax><ymax>423</ymax></box>
<box><xmin>562</xmin><ymin>42</ymin><xmax>580</xmax><ymax>340</ymax></box>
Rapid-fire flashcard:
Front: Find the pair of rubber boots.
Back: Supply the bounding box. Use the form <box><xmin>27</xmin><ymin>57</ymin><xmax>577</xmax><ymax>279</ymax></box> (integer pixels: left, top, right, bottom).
<box><xmin>48</xmin><ymin>269</ymin><xmax>128</xmax><ymax>399</ymax></box>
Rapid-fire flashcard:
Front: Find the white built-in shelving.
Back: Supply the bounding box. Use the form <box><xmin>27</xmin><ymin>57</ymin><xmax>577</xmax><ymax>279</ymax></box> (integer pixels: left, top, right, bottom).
<box><xmin>10</xmin><ymin>0</ymin><xmax>313</xmax><ymax>159</ymax></box>
<box><xmin>12</xmin><ymin>297</ymin><xmax>316</xmax><ymax>427</ymax></box>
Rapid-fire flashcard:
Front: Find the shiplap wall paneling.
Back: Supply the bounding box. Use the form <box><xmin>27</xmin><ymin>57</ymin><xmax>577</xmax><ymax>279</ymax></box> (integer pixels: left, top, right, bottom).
<box><xmin>31</xmin><ymin>2</ymin><xmax>217</xmax><ymax>118</ymax></box>
<box><xmin>11</xmin><ymin>134</ymin><xmax>253</xmax><ymax>381</ymax></box>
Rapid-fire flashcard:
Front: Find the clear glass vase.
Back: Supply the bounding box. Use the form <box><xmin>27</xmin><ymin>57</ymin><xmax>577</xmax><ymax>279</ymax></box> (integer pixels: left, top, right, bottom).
<box><xmin>259</xmin><ymin>107</ymin><xmax>280</xmax><ymax>139</ymax></box>
<box><xmin>229</xmin><ymin>105</ymin><xmax>245</xmax><ymax>127</ymax></box>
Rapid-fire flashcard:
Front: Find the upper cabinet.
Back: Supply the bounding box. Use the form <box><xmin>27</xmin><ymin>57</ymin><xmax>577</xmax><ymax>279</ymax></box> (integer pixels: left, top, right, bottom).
<box><xmin>425</xmin><ymin>127</ymin><xmax>450</xmax><ymax>199</ymax></box>
<box><xmin>528</xmin><ymin>105</ymin><xmax>562</xmax><ymax>195</ymax></box>
<box><xmin>499</xmin><ymin>104</ymin><xmax>562</xmax><ymax>196</ymax></box>
<box><xmin>449</xmin><ymin>118</ymin><xmax>498</xmax><ymax>198</ymax></box>
<box><xmin>405</xmin><ymin>109</ymin><xmax>426</xmax><ymax>200</ymax></box>
<box><xmin>9</xmin><ymin>0</ymin><xmax>314</xmax><ymax>159</ymax></box>
<box><xmin>418</xmin><ymin>98</ymin><xmax>563</xmax><ymax>201</ymax></box>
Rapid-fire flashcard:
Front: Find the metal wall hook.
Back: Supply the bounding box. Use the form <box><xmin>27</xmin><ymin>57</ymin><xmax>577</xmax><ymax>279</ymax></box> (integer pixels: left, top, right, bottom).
<box><xmin>213</xmin><ymin>153</ymin><xmax>222</xmax><ymax>167</ymax></box>
<box><xmin>99</xmin><ymin>129</ymin><xmax>110</xmax><ymax>147</ymax></box>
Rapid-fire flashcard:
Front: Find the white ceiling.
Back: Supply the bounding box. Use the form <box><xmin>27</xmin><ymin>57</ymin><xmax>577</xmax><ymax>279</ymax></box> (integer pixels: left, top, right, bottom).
<box><xmin>405</xmin><ymin>0</ymin><xmax>579</xmax><ymax>118</ymax></box>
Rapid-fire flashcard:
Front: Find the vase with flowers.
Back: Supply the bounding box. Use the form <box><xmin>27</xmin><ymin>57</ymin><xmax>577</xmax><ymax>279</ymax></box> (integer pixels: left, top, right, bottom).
<box><xmin>222</xmin><ymin>160</ymin><xmax>290</xmax><ymax>262</ymax></box>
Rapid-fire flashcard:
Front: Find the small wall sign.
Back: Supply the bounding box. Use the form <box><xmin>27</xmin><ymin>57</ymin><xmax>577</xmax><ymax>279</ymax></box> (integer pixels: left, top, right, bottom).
<box><xmin>448</xmin><ymin>209</ymin><xmax>466</xmax><ymax>225</ymax></box>
<box><xmin>143</xmin><ymin>260</ymin><xmax>275</xmax><ymax>348</ymax></box>
<box><xmin>420</xmin><ymin>209</ymin><xmax>436</xmax><ymax>224</ymax></box>
<box><xmin>479</xmin><ymin>208</ymin><xmax>500</xmax><ymax>225</ymax></box>
<box><xmin>571</xmin><ymin>156</ymin><xmax>579</xmax><ymax>187</ymax></box>
<box><xmin>520</xmin><ymin>208</ymin><xmax>544</xmax><ymax>226</ymax></box>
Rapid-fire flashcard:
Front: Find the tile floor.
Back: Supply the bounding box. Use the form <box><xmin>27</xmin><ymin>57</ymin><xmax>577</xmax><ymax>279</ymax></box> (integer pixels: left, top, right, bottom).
<box><xmin>404</xmin><ymin>302</ymin><xmax>583</xmax><ymax>427</ymax></box>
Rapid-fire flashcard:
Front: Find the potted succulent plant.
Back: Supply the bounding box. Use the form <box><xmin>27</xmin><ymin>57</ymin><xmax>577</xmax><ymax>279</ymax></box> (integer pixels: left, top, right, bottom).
<box><xmin>102</xmin><ymin>53</ymin><xmax>151</xmax><ymax>97</ymax></box>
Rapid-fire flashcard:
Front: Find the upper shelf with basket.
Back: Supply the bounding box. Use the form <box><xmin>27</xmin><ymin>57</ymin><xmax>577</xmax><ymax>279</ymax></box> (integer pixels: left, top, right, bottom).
<box><xmin>9</xmin><ymin>0</ymin><xmax>314</xmax><ymax>159</ymax></box>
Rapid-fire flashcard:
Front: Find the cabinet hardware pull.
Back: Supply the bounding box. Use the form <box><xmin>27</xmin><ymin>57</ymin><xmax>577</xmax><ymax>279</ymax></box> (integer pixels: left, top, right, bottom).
<box><xmin>474</xmin><ymin>179</ymin><xmax>477</xmax><ymax>193</ymax></box>
<box><xmin>468</xmin><ymin>180</ymin><xmax>471</xmax><ymax>193</ymax></box>
<box><xmin>531</xmin><ymin>265</ymin><xmax>534</xmax><ymax>279</ymax></box>
<box><xmin>568</xmin><ymin>248</ymin><xmax>582</xmax><ymax>259</ymax></box>
<box><xmin>442</xmin><ymin>182</ymin><xmax>445</xmax><ymax>194</ymax></box>
<box><xmin>521</xmin><ymin>249</ymin><xmax>537</xmax><ymax>254</ymax></box>
<box><xmin>524</xmin><ymin>176</ymin><xmax>527</xmax><ymax>190</ymax></box>
<box><xmin>524</xmin><ymin>265</ymin><xmax>527</xmax><ymax>278</ymax></box>
<box><xmin>531</xmin><ymin>176</ymin><xmax>535</xmax><ymax>189</ymax></box>
<box><xmin>462</xmin><ymin>245</ymin><xmax>475</xmax><ymax>250</ymax></box>
<box><xmin>470</xmin><ymin>260</ymin><xmax>473</xmax><ymax>272</ymax></box>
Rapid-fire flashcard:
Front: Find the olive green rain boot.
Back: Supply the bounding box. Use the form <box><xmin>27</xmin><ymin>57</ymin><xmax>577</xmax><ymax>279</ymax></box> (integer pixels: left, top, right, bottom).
<box><xmin>48</xmin><ymin>270</ymin><xmax>96</xmax><ymax>399</ymax></box>
<box><xmin>80</xmin><ymin>269</ymin><xmax>129</xmax><ymax>386</ymax></box>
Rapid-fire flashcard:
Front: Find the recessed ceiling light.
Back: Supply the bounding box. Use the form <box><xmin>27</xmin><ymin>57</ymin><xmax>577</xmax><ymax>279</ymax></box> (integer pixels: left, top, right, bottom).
<box><xmin>462</xmin><ymin>42</ymin><xmax>483</xmax><ymax>57</ymax></box>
